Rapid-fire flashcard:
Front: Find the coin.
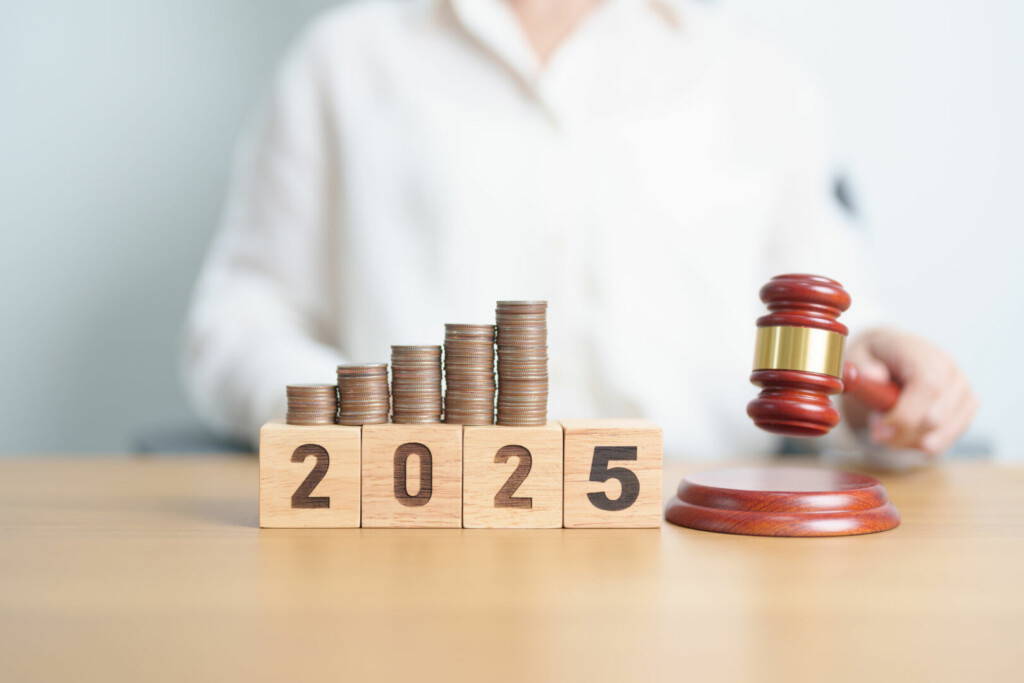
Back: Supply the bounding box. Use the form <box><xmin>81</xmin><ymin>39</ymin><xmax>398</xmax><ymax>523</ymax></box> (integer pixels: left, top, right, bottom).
<box><xmin>443</xmin><ymin>323</ymin><xmax>495</xmax><ymax>425</ymax></box>
<box><xmin>496</xmin><ymin>300</ymin><xmax>548</xmax><ymax>426</ymax></box>
<box><xmin>286</xmin><ymin>384</ymin><xmax>338</xmax><ymax>426</ymax></box>
<box><xmin>336</xmin><ymin>364</ymin><xmax>390</xmax><ymax>425</ymax></box>
<box><xmin>391</xmin><ymin>345</ymin><xmax>442</xmax><ymax>424</ymax></box>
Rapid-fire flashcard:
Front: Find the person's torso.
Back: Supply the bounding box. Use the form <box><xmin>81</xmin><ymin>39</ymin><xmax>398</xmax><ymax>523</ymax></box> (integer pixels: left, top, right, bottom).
<box><xmin>306</xmin><ymin>0</ymin><xmax>810</xmax><ymax>457</ymax></box>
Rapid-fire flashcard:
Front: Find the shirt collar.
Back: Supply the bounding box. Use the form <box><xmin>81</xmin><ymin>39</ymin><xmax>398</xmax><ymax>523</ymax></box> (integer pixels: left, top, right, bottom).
<box><xmin>446</xmin><ymin>0</ymin><xmax>687</xmax><ymax>35</ymax></box>
<box><xmin>445</xmin><ymin>0</ymin><xmax>688</xmax><ymax>74</ymax></box>
<box><xmin>447</xmin><ymin>0</ymin><xmax>539</xmax><ymax>84</ymax></box>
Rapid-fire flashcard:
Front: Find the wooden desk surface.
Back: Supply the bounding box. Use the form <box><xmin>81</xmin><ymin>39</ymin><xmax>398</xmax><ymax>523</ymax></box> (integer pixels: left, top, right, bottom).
<box><xmin>0</xmin><ymin>456</ymin><xmax>1021</xmax><ymax>683</ymax></box>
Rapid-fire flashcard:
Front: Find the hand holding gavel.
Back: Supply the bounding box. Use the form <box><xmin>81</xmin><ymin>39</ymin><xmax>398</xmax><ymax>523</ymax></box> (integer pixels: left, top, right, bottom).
<box><xmin>748</xmin><ymin>274</ymin><xmax>977</xmax><ymax>454</ymax></box>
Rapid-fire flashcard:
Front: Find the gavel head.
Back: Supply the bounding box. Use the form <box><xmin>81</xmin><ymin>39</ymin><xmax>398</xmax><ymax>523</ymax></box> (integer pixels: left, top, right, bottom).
<box><xmin>747</xmin><ymin>274</ymin><xmax>851</xmax><ymax>437</ymax></box>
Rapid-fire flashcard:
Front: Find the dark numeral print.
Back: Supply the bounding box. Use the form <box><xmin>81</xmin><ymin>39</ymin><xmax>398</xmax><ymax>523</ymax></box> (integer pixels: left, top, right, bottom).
<box><xmin>394</xmin><ymin>442</ymin><xmax>432</xmax><ymax>507</ymax></box>
<box><xmin>291</xmin><ymin>444</ymin><xmax>330</xmax><ymax>509</ymax></box>
<box><xmin>494</xmin><ymin>445</ymin><xmax>533</xmax><ymax>509</ymax></box>
<box><xmin>587</xmin><ymin>446</ymin><xmax>639</xmax><ymax>511</ymax></box>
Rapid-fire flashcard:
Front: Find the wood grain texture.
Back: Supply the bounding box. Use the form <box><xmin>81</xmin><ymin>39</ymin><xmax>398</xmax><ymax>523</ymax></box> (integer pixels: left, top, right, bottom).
<box><xmin>0</xmin><ymin>457</ymin><xmax>1021</xmax><ymax>683</ymax></box>
<box><xmin>561</xmin><ymin>418</ymin><xmax>662</xmax><ymax>528</ymax></box>
<box><xmin>462</xmin><ymin>422</ymin><xmax>563</xmax><ymax>528</ymax></box>
<box><xmin>259</xmin><ymin>420</ymin><xmax>360</xmax><ymax>528</ymax></box>
<box><xmin>361</xmin><ymin>423</ymin><xmax>462</xmax><ymax>528</ymax></box>
<box><xmin>664</xmin><ymin>467</ymin><xmax>901</xmax><ymax>536</ymax></box>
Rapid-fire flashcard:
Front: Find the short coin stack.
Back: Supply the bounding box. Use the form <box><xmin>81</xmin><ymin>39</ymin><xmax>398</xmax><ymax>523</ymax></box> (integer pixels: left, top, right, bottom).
<box><xmin>496</xmin><ymin>300</ymin><xmax>549</xmax><ymax>426</ymax></box>
<box><xmin>443</xmin><ymin>324</ymin><xmax>496</xmax><ymax>425</ymax></box>
<box><xmin>390</xmin><ymin>345</ymin><xmax>443</xmax><ymax>423</ymax></box>
<box><xmin>285</xmin><ymin>384</ymin><xmax>338</xmax><ymax>426</ymax></box>
<box><xmin>336</xmin><ymin>363</ymin><xmax>390</xmax><ymax>425</ymax></box>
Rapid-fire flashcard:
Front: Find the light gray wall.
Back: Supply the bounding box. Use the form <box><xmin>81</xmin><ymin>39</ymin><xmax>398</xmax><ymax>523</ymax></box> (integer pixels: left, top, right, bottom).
<box><xmin>726</xmin><ymin>0</ymin><xmax>1024</xmax><ymax>459</ymax></box>
<box><xmin>0</xmin><ymin>0</ymin><xmax>339</xmax><ymax>453</ymax></box>
<box><xmin>1</xmin><ymin>1</ymin><xmax>1020</xmax><ymax>456</ymax></box>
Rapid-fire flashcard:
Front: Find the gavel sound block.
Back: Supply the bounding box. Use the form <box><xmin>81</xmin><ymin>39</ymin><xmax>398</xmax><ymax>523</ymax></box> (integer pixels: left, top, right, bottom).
<box><xmin>665</xmin><ymin>273</ymin><xmax>902</xmax><ymax>537</ymax></box>
<box><xmin>259</xmin><ymin>419</ymin><xmax>662</xmax><ymax>529</ymax></box>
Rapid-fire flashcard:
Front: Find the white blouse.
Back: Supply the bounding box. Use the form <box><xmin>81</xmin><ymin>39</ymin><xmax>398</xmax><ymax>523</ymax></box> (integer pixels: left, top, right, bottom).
<box><xmin>183</xmin><ymin>0</ymin><xmax>880</xmax><ymax>458</ymax></box>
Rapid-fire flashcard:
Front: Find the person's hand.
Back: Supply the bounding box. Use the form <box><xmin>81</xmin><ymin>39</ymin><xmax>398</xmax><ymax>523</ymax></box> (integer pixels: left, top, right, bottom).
<box><xmin>843</xmin><ymin>328</ymin><xmax>977</xmax><ymax>456</ymax></box>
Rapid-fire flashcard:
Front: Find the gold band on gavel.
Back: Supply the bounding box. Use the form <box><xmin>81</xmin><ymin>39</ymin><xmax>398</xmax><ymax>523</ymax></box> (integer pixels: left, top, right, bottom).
<box><xmin>753</xmin><ymin>326</ymin><xmax>845</xmax><ymax>378</ymax></box>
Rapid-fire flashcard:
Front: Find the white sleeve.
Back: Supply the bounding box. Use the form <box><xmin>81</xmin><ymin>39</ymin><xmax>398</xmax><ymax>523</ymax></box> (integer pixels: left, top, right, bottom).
<box><xmin>182</xmin><ymin>30</ymin><xmax>343</xmax><ymax>444</ymax></box>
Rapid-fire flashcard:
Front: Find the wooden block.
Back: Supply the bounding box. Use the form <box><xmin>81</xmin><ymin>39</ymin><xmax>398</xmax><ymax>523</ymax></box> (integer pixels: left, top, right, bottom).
<box><xmin>561</xmin><ymin>419</ymin><xmax>663</xmax><ymax>528</ymax></box>
<box><xmin>259</xmin><ymin>420</ymin><xmax>361</xmax><ymax>528</ymax></box>
<box><xmin>462</xmin><ymin>422</ymin><xmax>563</xmax><ymax>529</ymax></box>
<box><xmin>361</xmin><ymin>423</ymin><xmax>463</xmax><ymax>528</ymax></box>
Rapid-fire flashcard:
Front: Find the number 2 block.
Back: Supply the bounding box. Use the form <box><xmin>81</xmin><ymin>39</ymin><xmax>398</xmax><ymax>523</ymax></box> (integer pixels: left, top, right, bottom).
<box><xmin>462</xmin><ymin>423</ymin><xmax>563</xmax><ymax>528</ymax></box>
<box><xmin>562</xmin><ymin>419</ymin><xmax>662</xmax><ymax>528</ymax></box>
<box><xmin>361</xmin><ymin>423</ymin><xmax>463</xmax><ymax>528</ymax></box>
<box><xmin>259</xmin><ymin>420</ymin><xmax>361</xmax><ymax>528</ymax></box>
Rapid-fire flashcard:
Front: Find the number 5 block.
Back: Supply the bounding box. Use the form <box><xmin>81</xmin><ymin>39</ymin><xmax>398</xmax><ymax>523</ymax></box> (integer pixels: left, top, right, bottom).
<box><xmin>562</xmin><ymin>419</ymin><xmax>662</xmax><ymax>528</ymax></box>
<box><xmin>259</xmin><ymin>421</ymin><xmax>362</xmax><ymax>528</ymax></box>
<box><xmin>462</xmin><ymin>422</ymin><xmax>563</xmax><ymax>528</ymax></box>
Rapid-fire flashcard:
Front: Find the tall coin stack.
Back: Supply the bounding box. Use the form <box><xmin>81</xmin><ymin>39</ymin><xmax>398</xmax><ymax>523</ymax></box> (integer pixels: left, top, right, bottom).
<box><xmin>336</xmin><ymin>363</ymin><xmax>390</xmax><ymax>425</ymax></box>
<box><xmin>496</xmin><ymin>300</ymin><xmax>548</xmax><ymax>426</ymax></box>
<box><xmin>390</xmin><ymin>346</ymin><xmax>443</xmax><ymax>423</ymax></box>
<box><xmin>443</xmin><ymin>324</ymin><xmax>496</xmax><ymax>425</ymax></box>
<box><xmin>286</xmin><ymin>384</ymin><xmax>338</xmax><ymax>425</ymax></box>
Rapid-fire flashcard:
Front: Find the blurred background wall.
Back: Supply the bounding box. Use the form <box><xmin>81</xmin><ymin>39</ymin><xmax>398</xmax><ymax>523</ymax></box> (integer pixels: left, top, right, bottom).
<box><xmin>1</xmin><ymin>0</ymin><xmax>1020</xmax><ymax>457</ymax></box>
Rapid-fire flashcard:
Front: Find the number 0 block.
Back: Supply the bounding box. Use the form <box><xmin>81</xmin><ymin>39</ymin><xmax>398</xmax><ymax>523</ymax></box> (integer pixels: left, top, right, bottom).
<box><xmin>462</xmin><ymin>423</ymin><xmax>563</xmax><ymax>528</ymax></box>
<box><xmin>562</xmin><ymin>419</ymin><xmax>662</xmax><ymax>528</ymax></box>
<box><xmin>361</xmin><ymin>423</ymin><xmax>463</xmax><ymax>528</ymax></box>
<box><xmin>259</xmin><ymin>420</ymin><xmax>361</xmax><ymax>528</ymax></box>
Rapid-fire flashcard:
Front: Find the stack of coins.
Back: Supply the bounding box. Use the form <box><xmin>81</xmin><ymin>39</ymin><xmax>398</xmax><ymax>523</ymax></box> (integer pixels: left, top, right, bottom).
<box><xmin>336</xmin><ymin>364</ymin><xmax>390</xmax><ymax>425</ymax></box>
<box><xmin>443</xmin><ymin>324</ymin><xmax>496</xmax><ymax>425</ymax></box>
<box><xmin>286</xmin><ymin>384</ymin><xmax>339</xmax><ymax>425</ymax></box>
<box><xmin>390</xmin><ymin>345</ymin><xmax>443</xmax><ymax>423</ymax></box>
<box><xmin>496</xmin><ymin>300</ymin><xmax>548</xmax><ymax>426</ymax></box>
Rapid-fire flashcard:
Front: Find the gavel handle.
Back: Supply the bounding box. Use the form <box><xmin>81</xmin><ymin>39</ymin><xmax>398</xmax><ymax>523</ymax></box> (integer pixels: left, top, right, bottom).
<box><xmin>842</xmin><ymin>362</ymin><xmax>900</xmax><ymax>412</ymax></box>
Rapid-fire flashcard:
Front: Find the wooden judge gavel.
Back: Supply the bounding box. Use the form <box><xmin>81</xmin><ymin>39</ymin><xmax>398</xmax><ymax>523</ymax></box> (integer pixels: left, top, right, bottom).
<box><xmin>747</xmin><ymin>273</ymin><xmax>901</xmax><ymax>437</ymax></box>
